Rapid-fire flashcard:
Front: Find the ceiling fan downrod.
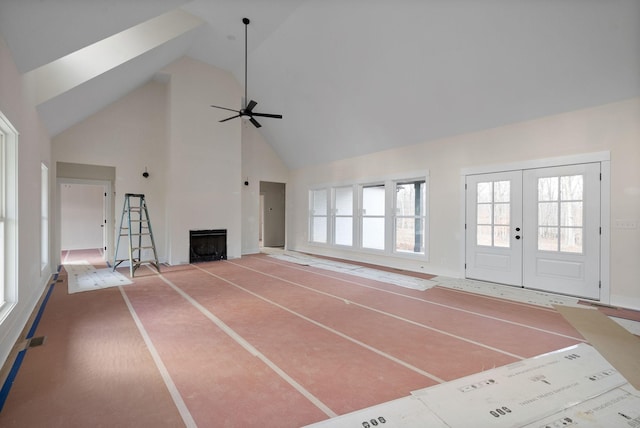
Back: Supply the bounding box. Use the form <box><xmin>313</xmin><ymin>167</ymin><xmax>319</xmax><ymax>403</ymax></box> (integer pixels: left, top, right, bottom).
<box><xmin>209</xmin><ymin>17</ymin><xmax>283</xmax><ymax>128</ymax></box>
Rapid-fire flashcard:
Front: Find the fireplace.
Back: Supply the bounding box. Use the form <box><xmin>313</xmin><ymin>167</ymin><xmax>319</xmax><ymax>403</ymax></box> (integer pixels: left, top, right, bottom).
<box><xmin>189</xmin><ymin>229</ymin><xmax>227</xmax><ymax>263</ymax></box>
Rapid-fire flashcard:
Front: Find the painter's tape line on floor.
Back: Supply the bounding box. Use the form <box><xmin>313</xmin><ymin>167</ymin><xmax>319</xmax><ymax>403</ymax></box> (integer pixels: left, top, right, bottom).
<box><xmin>227</xmin><ymin>260</ymin><xmax>525</xmax><ymax>361</ymax></box>
<box><xmin>118</xmin><ymin>287</ymin><xmax>197</xmax><ymax>428</ymax></box>
<box><xmin>258</xmin><ymin>256</ymin><xmax>584</xmax><ymax>342</ymax></box>
<box><xmin>157</xmin><ymin>270</ymin><xmax>338</xmax><ymax>419</ymax></box>
<box><xmin>0</xmin><ymin>265</ymin><xmax>60</xmax><ymax>412</ymax></box>
<box><xmin>194</xmin><ymin>263</ymin><xmax>446</xmax><ymax>384</ymax></box>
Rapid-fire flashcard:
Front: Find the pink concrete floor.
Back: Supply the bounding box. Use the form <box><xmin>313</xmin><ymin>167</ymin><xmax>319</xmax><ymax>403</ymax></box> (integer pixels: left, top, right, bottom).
<box><xmin>0</xmin><ymin>250</ymin><xmax>587</xmax><ymax>427</ymax></box>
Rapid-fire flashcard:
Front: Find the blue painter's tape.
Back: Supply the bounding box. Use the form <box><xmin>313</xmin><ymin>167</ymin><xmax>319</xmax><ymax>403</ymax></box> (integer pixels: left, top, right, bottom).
<box><xmin>0</xmin><ymin>349</ymin><xmax>26</xmax><ymax>412</ymax></box>
<box><xmin>26</xmin><ymin>282</ymin><xmax>55</xmax><ymax>340</ymax></box>
<box><xmin>1</xmin><ymin>267</ymin><xmax>62</xmax><ymax>412</ymax></box>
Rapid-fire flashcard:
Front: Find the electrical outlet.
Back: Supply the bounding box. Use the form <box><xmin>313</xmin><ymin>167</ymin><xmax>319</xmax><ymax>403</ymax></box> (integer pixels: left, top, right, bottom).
<box><xmin>614</xmin><ymin>219</ymin><xmax>638</xmax><ymax>229</ymax></box>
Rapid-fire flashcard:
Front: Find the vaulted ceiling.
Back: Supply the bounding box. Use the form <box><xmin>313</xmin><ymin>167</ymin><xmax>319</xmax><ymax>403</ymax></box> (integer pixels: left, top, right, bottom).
<box><xmin>1</xmin><ymin>0</ymin><xmax>638</xmax><ymax>168</ymax></box>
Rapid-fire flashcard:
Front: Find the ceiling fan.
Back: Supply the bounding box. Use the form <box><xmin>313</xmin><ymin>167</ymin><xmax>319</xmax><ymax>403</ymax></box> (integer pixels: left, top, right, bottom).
<box><xmin>210</xmin><ymin>17</ymin><xmax>282</xmax><ymax>128</ymax></box>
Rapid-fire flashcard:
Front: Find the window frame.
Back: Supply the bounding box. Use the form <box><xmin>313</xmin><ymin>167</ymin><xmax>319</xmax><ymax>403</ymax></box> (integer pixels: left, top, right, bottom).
<box><xmin>360</xmin><ymin>182</ymin><xmax>387</xmax><ymax>251</ymax></box>
<box><xmin>309</xmin><ymin>188</ymin><xmax>329</xmax><ymax>244</ymax></box>
<box><xmin>332</xmin><ymin>185</ymin><xmax>355</xmax><ymax>247</ymax></box>
<box><xmin>41</xmin><ymin>163</ymin><xmax>49</xmax><ymax>271</ymax></box>
<box><xmin>393</xmin><ymin>178</ymin><xmax>428</xmax><ymax>257</ymax></box>
<box><xmin>0</xmin><ymin>111</ymin><xmax>18</xmax><ymax>323</ymax></box>
<box><xmin>307</xmin><ymin>171</ymin><xmax>429</xmax><ymax>261</ymax></box>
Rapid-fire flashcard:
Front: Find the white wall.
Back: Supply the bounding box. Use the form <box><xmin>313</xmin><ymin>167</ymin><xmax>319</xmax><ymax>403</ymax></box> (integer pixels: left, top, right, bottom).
<box><xmin>0</xmin><ymin>36</ymin><xmax>54</xmax><ymax>367</ymax></box>
<box><xmin>241</xmin><ymin>121</ymin><xmax>289</xmax><ymax>254</ymax></box>
<box><xmin>53</xmin><ymin>56</ymin><xmax>245</xmax><ymax>265</ymax></box>
<box><xmin>288</xmin><ymin>98</ymin><xmax>640</xmax><ymax>310</ymax></box>
<box><xmin>163</xmin><ymin>57</ymin><xmax>242</xmax><ymax>264</ymax></box>
<box><xmin>52</xmin><ymin>79</ymin><xmax>168</xmax><ymax>263</ymax></box>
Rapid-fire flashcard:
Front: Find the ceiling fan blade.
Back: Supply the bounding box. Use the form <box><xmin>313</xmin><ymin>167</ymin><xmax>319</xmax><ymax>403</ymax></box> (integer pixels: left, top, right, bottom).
<box><xmin>249</xmin><ymin>117</ymin><xmax>262</xmax><ymax>128</ymax></box>
<box><xmin>245</xmin><ymin>100</ymin><xmax>257</xmax><ymax>113</ymax></box>
<box><xmin>211</xmin><ymin>104</ymin><xmax>240</xmax><ymax>113</ymax></box>
<box><xmin>220</xmin><ymin>114</ymin><xmax>241</xmax><ymax>123</ymax></box>
<box><xmin>251</xmin><ymin>112</ymin><xmax>283</xmax><ymax>119</ymax></box>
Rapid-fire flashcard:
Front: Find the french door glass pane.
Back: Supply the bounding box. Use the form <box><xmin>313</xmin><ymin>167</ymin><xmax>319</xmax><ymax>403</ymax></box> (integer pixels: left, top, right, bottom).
<box><xmin>561</xmin><ymin>202</ymin><xmax>583</xmax><ymax>226</ymax></box>
<box><xmin>538</xmin><ymin>202</ymin><xmax>558</xmax><ymax>226</ymax></box>
<box><xmin>477</xmin><ymin>182</ymin><xmax>492</xmax><ymax>203</ymax></box>
<box><xmin>537</xmin><ymin>175</ymin><xmax>584</xmax><ymax>253</ymax></box>
<box><xmin>477</xmin><ymin>204</ymin><xmax>492</xmax><ymax>224</ymax></box>
<box><xmin>494</xmin><ymin>181</ymin><xmax>510</xmax><ymax>202</ymax></box>
<box><xmin>561</xmin><ymin>228</ymin><xmax>583</xmax><ymax>253</ymax></box>
<box><xmin>538</xmin><ymin>177</ymin><xmax>558</xmax><ymax>201</ymax></box>
<box><xmin>476</xmin><ymin>180</ymin><xmax>510</xmax><ymax>248</ymax></box>
<box><xmin>538</xmin><ymin>226</ymin><xmax>559</xmax><ymax>251</ymax></box>
<box><xmin>362</xmin><ymin>217</ymin><xmax>384</xmax><ymax>249</ymax></box>
<box><xmin>494</xmin><ymin>226</ymin><xmax>510</xmax><ymax>247</ymax></box>
<box><xmin>561</xmin><ymin>175</ymin><xmax>583</xmax><ymax>200</ymax></box>
<box><xmin>477</xmin><ymin>225</ymin><xmax>492</xmax><ymax>246</ymax></box>
<box><xmin>493</xmin><ymin>203</ymin><xmax>510</xmax><ymax>225</ymax></box>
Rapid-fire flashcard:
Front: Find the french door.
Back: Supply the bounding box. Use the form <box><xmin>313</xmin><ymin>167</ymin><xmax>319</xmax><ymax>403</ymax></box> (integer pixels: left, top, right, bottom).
<box><xmin>465</xmin><ymin>163</ymin><xmax>601</xmax><ymax>300</ymax></box>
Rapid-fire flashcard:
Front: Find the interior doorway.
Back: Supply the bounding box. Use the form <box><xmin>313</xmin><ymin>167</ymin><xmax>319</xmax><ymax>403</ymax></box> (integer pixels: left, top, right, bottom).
<box><xmin>59</xmin><ymin>179</ymin><xmax>111</xmax><ymax>263</ymax></box>
<box><xmin>260</xmin><ymin>181</ymin><xmax>286</xmax><ymax>248</ymax></box>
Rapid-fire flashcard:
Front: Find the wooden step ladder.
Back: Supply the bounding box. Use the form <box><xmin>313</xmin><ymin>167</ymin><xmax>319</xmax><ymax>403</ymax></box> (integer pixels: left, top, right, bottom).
<box><xmin>113</xmin><ymin>193</ymin><xmax>160</xmax><ymax>277</ymax></box>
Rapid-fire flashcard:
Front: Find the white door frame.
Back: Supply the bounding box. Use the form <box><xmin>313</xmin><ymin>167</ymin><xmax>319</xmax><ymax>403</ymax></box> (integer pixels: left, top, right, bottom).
<box><xmin>460</xmin><ymin>151</ymin><xmax>610</xmax><ymax>303</ymax></box>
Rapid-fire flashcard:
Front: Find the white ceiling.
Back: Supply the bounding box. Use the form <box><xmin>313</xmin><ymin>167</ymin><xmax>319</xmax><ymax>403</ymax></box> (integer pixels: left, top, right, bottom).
<box><xmin>1</xmin><ymin>0</ymin><xmax>639</xmax><ymax>169</ymax></box>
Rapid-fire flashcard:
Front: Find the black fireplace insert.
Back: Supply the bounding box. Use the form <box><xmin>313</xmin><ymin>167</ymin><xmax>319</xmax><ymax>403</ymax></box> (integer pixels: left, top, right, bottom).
<box><xmin>189</xmin><ymin>229</ymin><xmax>227</xmax><ymax>263</ymax></box>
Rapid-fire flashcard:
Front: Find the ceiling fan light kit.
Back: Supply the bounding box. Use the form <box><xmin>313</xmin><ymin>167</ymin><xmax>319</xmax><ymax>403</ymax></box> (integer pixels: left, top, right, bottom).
<box><xmin>210</xmin><ymin>17</ymin><xmax>282</xmax><ymax>128</ymax></box>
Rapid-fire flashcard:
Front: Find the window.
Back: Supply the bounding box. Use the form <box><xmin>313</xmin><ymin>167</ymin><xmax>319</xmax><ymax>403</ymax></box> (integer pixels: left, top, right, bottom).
<box><xmin>307</xmin><ymin>172</ymin><xmax>429</xmax><ymax>260</ymax></box>
<box><xmin>0</xmin><ymin>111</ymin><xmax>18</xmax><ymax>318</ymax></box>
<box><xmin>394</xmin><ymin>180</ymin><xmax>426</xmax><ymax>254</ymax></box>
<box><xmin>361</xmin><ymin>184</ymin><xmax>386</xmax><ymax>250</ymax></box>
<box><xmin>476</xmin><ymin>180</ymin><xmax>511</xmax><ymax>248</ymax></box>
<box><xmin>537</xmin><ymin>175</ymin><xmax>584</xmax><ymax>253</ymax></box>
<box><xmin>309</xmin><ymin>189</ymin><xmax>328</xmax><ymax>243</ymax></box>
<box><xmin>333</xmin><ymin>186</ymin><xmax>353</xmax><ymax>246</ymax></box>
<box><xmin>0</xmin><ymin>131</ymin><xmax>4</xmax><ymax>305</ymax></box>
<box><xmin>41</xmin><ymin>163</ymin><xmax>49</xmax><ymax>270</ymax></box>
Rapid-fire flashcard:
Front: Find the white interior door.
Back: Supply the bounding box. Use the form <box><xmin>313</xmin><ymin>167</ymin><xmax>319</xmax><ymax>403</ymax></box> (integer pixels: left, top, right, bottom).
<box><xmin>465</xmin><ymin>163</ymin><xmax>601</xmax><ymax>299</ymax></box>
<box><xmin>522</xmin><ymin>163</ymin><xmax>601</xmax><ymax>299</ymax></box>
<box><xmin>60</xmin><ymin>183</ymin><xmax>105</xmax><ymax>251</ymax></box>
<box><xmin>465</xmin><ymin>171</ymin><xmax>523</xmax><ymax>286</ymax></box>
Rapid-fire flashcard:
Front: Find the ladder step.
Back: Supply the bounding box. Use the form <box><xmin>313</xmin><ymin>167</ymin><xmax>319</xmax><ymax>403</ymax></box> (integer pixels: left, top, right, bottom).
<box><xmin>131</xmin><ymin>246</ymin><xmax>155</xmax><ymax>250</ymax></box>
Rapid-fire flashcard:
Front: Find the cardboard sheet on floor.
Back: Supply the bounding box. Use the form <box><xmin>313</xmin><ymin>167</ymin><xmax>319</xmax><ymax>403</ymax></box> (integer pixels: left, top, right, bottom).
<box><xmin>411</xmin><ymin>344</ymin><xmax>627</xmax><ymax>428</ymax></box>
<box><xmin>303</xmin><ymin>396</ymin><xmax>447</xmax><ymax>428</ymax></box>
<box><xmin>522</xmin><ymin>385</ymin><xmax>640</xmax><ymax>427</ymax></box>
<box><xmin>66</xmin><ymin>262</ymin><xmax>132</xmax><ymax>294</ymax></box>
<box><xmin>554</xmin><ymin>304</ymin><xmax>640</xmax><ymax>391</ymax></box>
<box><xmin>304</xmin><ymin>343</ymin><xmax>639</xmax><ymax>427</ymax></box>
